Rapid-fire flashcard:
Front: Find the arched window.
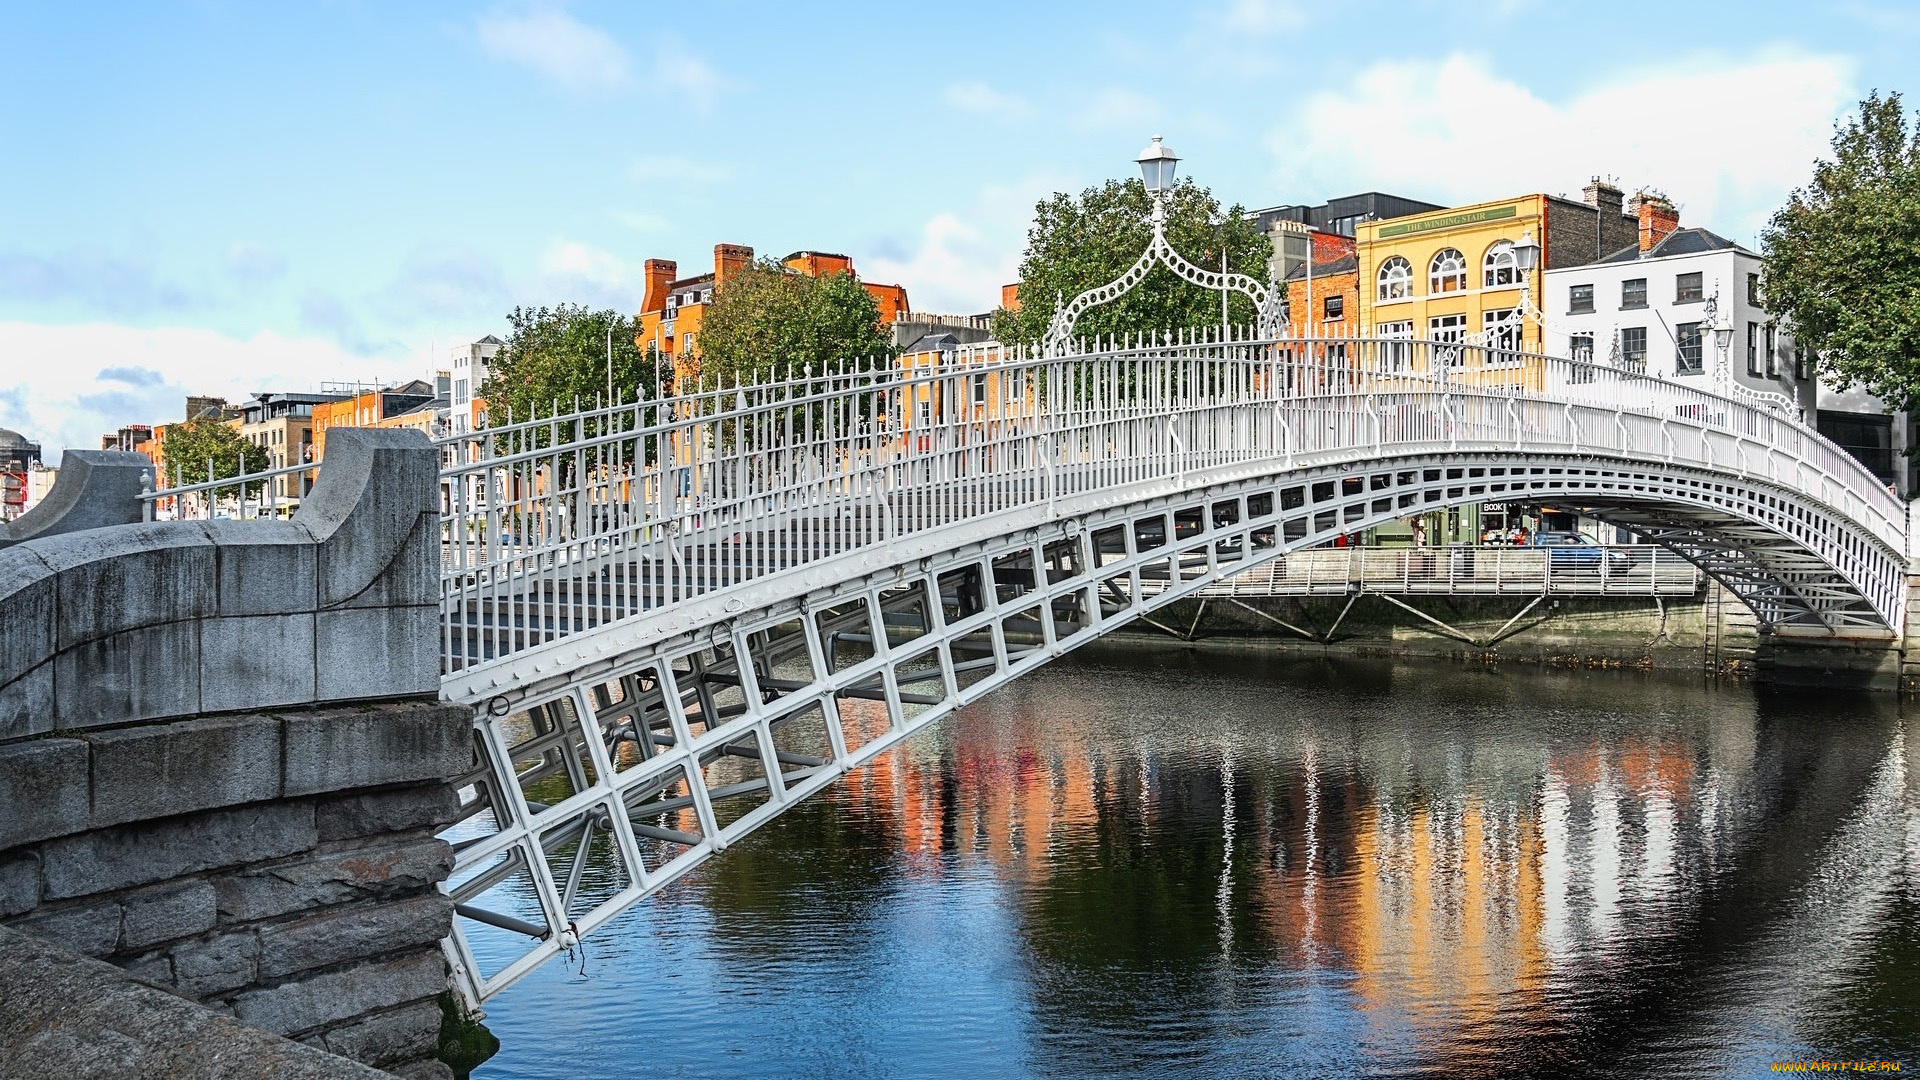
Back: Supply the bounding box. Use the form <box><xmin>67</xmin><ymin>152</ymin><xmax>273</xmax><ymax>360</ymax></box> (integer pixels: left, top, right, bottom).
<box><xmin>1483</xmin><ymin>241</ymin><xmax>1518</xmax><ymax>288</ymax></box>
<box><xmin>1377</xmin><ymin>256</ymin><xmax>1412</xmax><ymax>301</ymax></box>
<box><xmin>1429</xmin><ymin>248</ymin><xmax>1467</xmax><ymax>293</ymax></box>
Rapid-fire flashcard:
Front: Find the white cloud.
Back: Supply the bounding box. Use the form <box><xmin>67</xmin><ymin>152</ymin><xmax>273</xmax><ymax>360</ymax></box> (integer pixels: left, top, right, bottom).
<box><xmin>1265</xmin><ymin>50</ymin><xmax>1855</xmax><ymax>242</ymax></box>
<box><xmin>943</xmin><ymin>82</ymin><xmax>1032</xmax><ymax>120</ymax></box>
<box><xmin>474</xmin><ymin>9</ymin><xmax>631</xmax><ymax>92</ymax></box>
<box><xmin>538</xmin><ymin>241</ymin><xmax>643</xmax><ymax>311</ymax></box>
<box><xmin>541</xmin><ymin>241</ymin><xmax>631</xmax><ymax>288</ymax></box>
<box><xmin>865</xmin><ymin>175</ymin><xmax>1071</xmax><ymax>315</ymax></box>
<box><xmin>0</xmin><ymin>322</ymin><xmax>406</xmax><ymax>466</ymax></box>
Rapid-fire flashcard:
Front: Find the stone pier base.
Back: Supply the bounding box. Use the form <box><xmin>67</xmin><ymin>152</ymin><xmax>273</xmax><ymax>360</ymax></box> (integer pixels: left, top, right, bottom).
<box><xmin>0</xmin><ymin>699</ymin><xmax>469</xmax><ymax>1078</ymax></box>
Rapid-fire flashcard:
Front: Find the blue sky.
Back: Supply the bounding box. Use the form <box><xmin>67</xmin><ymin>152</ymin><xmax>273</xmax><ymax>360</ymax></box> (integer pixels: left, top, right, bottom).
<box><xmin>4</xmin><ymin>1</ymin><xmax>1919</xmax><ymax>459</ymax></box>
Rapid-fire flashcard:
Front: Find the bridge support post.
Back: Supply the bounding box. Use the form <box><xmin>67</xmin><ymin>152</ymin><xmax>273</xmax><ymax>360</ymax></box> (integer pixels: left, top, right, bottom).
<box><xmin>0</xmin><ymin>429</ymin><xmax>474</xmax><ymax>1079</ymax></box>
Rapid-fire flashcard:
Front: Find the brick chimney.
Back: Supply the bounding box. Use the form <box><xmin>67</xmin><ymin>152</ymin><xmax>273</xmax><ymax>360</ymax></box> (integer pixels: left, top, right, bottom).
<box><xmin>714</xmin><ymin>244</ymin><xmax>753</xmax><ymax>289</ymax></box>
<box><xmin>1001</xmin><ymin>283</ymin><xmax>1022</xmax><ymax>312</ymax></box>
<box><xmin>642</xmin><ymin>259</ymin><xmax>676</xmax><ymax>314</ymax></box>
<box><xmin>1582</xmin><ymin>178</ymin><xmax>1624</xmax><ymax>216</ymax></box>
<box><xmin>1629</xmin><ymin>193</ymin><xmax>1679</xmax><ymax>253</ymax></box>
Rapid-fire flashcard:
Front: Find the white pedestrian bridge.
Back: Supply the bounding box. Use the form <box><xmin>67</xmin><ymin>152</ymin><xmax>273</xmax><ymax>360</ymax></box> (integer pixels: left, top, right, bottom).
<box><xmin>158</xmin><ymin>332</ymin><xmax>1912</xmax><ymax>1000</ymax></box>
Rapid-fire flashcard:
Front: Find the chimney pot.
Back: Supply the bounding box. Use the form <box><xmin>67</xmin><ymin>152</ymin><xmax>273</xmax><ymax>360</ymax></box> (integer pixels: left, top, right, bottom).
<box><xmin>642</xmin><ymin>259</ymin><xmax>677</xmax><ymax>314</ymax></box>
<box><xmin>714</xmin><ymin>244</ymin><xmax>753</xmax><ymax>289</ymax></box>
<box><xmin>1582</xmin><ymin>178</ymin><xmax>1624</xmax><ymax>216</ymax></box>
<box><xmin>1629</xmin><ymin>194</ymin><xmax>1680</xmax><ymax>253</ymax></box>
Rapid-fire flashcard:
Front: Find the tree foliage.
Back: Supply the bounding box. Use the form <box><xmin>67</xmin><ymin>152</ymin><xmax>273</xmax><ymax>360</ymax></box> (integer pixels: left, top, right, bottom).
<box><xmin>160</xmin><ymin>418</ymin><xmax>268</xmax><ymax>492</ymax></box>
<box><xmin>1762</xmin><ymin>91</ymin><xmax>1920</xmax><ymax>409</ymax></box>
<box><xmin>695</xmin><ymin>259</ymin><xmax>893</xmax><ymax>387</ymax></box>
<box><xmin>992</xmin><ymin>178</ymin><xmax>1272</xmax><ymax>349</ymax></box>
<box><xmin>481</xmin><ymin>304</ymin><xmax>665</xmax><ymax>427</ymax></box>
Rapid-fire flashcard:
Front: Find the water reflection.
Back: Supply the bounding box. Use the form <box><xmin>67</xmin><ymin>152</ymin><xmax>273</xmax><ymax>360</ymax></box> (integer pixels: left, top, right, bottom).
<box><xmin>480</xmin><ymin>646</ymin><xmax>1920</xmax><ymax>1079</ymax></box>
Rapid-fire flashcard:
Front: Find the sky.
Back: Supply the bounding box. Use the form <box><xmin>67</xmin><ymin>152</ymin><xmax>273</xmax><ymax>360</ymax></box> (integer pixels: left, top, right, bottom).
<box><xmin>4</xmin><ymin>1</ymin><xmax>1919</xmax><ymax>462</ymax></box>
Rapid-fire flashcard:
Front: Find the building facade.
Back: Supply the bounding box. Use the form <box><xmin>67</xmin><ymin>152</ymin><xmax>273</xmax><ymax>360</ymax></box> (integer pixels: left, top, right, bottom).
<box><xmin>1356</xmin><ymin>182</ymin><xmax>1642</xmax><ymax>358</ymax></box>
<box><xmin>448</xmin><ymin>335</ymin><xmax>504</xmax><ymax>435</ymax></box>
<box><xmin>237</xmin><ymin>392</ymin><xmax>352</xmax><ymax>505</ymax></box>
<box><xmin>635</xmin><ymin>244</ymin><xmax>910</xmax><ymax>384</ymax></box>
<box><xmin>1281</xmin><ymin>254</ymin><xmax>1359</xmax><ymax>338</ymax></box>
<box><xmin>1541</xmin><ymin>208</ymin><xmax>1817</xmax><ymax>412</ymax></box>
<box><xmin>311</xmin><ymin>380</ymin><xmax>437</xmax><ymax>461</ymax></box>
<box><xmin>1251</xmin><ymin>192</ymin><xmax>1442</xmax><ymax>285</ymax></box>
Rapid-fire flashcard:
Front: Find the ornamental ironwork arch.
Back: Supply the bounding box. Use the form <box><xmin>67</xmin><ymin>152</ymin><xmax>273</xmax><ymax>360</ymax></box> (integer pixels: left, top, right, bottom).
<box><xmin>1042</xmin><ymin>172</ymin><xmax>1283</xmax><ymax>356</ymax></box>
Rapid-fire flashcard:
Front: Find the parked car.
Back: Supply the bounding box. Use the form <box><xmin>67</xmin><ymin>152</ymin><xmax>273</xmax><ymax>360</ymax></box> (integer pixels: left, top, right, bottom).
<box><xmin>1533</xmin><ymin>531</ymin><xmax>1635</xmax><ymax>572</ymax></box>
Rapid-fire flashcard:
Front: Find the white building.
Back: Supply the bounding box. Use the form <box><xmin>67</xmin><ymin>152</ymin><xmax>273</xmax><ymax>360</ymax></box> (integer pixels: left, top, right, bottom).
<box><xmin>1541</xmin><ymin>215</ymin><xmax>1911</xmax><ymax>494</ymax></box>
<box><xmin>1542</xmin><ymin>220</ymin><xmax>1813</xmax><ymax>411</ymax></box>
<box><xmin>447</xmin><ymin>335</ymin><xmax>504</xmax><ymax>435</ymax></box>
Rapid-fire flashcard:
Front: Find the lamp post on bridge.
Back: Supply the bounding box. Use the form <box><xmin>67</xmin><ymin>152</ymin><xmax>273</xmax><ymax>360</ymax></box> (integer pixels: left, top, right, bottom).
<box><xmin>1702</xmin><ymin>287</ymin><xmax>1735</xmax><ymax>391</ymax></box>
<box><xmin>1041</xmin><ymin>136</ymin><xmax>1284</xmax><ymax>357</ymax></box>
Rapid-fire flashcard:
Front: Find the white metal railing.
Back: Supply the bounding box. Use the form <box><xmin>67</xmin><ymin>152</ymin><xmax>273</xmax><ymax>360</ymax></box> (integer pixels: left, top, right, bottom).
<box><xmin>1199</xmin><ymin>545</ymin><xmax>1701</xmax><ymax>597</ymax></box>
<box><xmin>134</xmin><ymin>328</ymin><xmax>1906</xmax><ymax>671</ymax></box>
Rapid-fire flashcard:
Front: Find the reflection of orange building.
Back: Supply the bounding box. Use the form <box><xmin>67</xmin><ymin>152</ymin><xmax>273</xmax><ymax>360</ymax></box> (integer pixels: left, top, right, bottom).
<box><xmin>809</xmin><ymin>685</ymin><xmax>1724</xmax><ymax>1059</ymax></box>
<box><xmin>635</xmin><ymin>245</ymin><xmax>910</xmax><ymax>386</ymax></box>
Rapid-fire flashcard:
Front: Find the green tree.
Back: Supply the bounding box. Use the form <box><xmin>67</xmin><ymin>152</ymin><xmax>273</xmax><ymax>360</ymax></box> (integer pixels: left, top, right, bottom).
<box><xmin>480</xmin><ymin>304</ymin><xmax>666</xmax><ymax>430</ymax></box>
<box><xmin>1762</xmin><ymin>91</ymin><xmax>1920</xmax><ymax>409</ymax></box>
<box><xmin>992</xmin><ymin>177</ymin><xmax>1272</xmax><ymax>350</ymax></box>
<box><xmin>160</xmin><ymin>417</ymin><xmax>268</xmax><ymax>492</ymax></box>
<box><xmin>695</xmin><ymin>258</ymin><xmax>893</xmax><ymax>387</ymax></box>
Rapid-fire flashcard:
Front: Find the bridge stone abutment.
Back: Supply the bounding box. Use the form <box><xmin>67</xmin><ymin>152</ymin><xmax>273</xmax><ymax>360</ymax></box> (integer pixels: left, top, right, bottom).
<box><xmin>0</xmin><ymin>429</ymin><xmax>473</xmax><ymax>1079</ymax></box>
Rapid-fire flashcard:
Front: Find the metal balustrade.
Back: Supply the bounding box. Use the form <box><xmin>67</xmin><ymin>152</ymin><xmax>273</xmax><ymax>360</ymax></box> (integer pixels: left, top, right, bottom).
<box><xmin>140</xmin><ymin>330</ymin><xmax>1908</xmax><ymax>668</ymax></box>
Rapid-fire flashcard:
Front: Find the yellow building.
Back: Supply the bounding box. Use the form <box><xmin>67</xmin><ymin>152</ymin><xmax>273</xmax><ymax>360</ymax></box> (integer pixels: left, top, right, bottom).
<box><xmin>1356</xmin><ymin>182</ymin><xmax>1641</xmax><ymax>373</ymax></box>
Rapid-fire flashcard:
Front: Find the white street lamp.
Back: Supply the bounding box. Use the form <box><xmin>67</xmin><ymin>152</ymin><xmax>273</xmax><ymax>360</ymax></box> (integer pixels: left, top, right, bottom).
<box><xmin>1512</xmin><ymin>228</ymin><xmax>1541</xmax><ymax>274</ymax></box>
<box><xmin>1701</xmin><ymin>287</ymin><xmax>1736</xmax><ymax>390</ymax></box>
<box><xmin>1136</xmin><ymin>136</ymin><xmax>1180</xmax><ymax>194</ymax></box>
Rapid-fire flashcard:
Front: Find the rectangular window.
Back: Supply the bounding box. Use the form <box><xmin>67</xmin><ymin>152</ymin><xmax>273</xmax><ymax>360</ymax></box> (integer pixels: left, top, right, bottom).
<box><xmin>1747</xmin><ymin>322</ymin><xmax>1760</xmax><ymax>376</ymax></box>
<box><xmin>1622</xmin><ymin>278</ymin><xmax>1648</xmax><ymax>309</ymax></box>
<box><xmin>1378</xmin><ymin>320</ymin><xmax>1413</xmax><ymax>371</ymax></box>
<box><xmin>1482</xmin><ymin>308</ymin><xmax>1519</xmax><ymax>361</ymax></box>
<box><xmin>1676</xmin><ymin>272</ymin><xmax>1704</xmax><ymax>303</ymax></box>
<box><xmin>1765</xmin><ymin>325</ymin><xmax>1778</xmax><ymax>377</ymax></box>
<box><xmin>1795</xmin><ymin>344</ymin><xmax>1811</xmax><ymax>381</ymax></box>
<box><xmin>1748</xmin><ymin>272</ymin><xmax>1761</xmax><ymax>306</ymax></box>
<box><xmin>1570</xmin><ymin>334</ymin><xmax>1595</xmax><ymax>383</ymax></box>
<box><xmin>1620</xmin><ymin>327</ymin><xmax>1648</xmax><ymax>371</ymax></box>
<box><xmin>971</xmin><ymin>373</ymin><xmax>988</xmax><ymax>406</ymax></box>
<box><xmin>1677</xmin><ymin>322</ymin><xmax>1704</xmax><ymax>374</ymax></box>
<box><xmin>1429</xmin><ymin>313</ymin><xmax>1467</xmax><ymax>366</ymax></box>
<box><xmin>1569</xmin><ymin>283</ymin><xmax>1594</xmax><ymax>314</ymax></box>
<box><xmin>1323</xmin><ymin>294</ymin><xmax>1344</xmax><ymax>319</ymax></box>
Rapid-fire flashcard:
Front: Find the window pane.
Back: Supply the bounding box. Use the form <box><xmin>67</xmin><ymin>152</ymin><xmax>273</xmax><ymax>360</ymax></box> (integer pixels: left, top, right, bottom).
<box><xmin>1569</xmin><ymin>284</ymin><xmax>1594</xmax><ymax>313</ymax></box>
<box><xmin>1677</xmin><ymin>322</ymin><xmax>1703</xmax><ymax>374</ymax></box>
<box><xmin>1676</xmin><ymin>272</ymin><xmax>1703</xmax><ymax>303</ymax></box>
<box><xmin>1621</xmin><ymin>327</ymin><xmax>1647</xmax><ymax>371</ymax></box>
<box><xmin>1623</xmin><ymin>279</ymin><xmax>1647</xmax><ymax>308</ymax></box>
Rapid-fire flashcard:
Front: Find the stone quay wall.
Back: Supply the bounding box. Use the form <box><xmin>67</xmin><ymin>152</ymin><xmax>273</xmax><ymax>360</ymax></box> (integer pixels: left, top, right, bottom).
<box><xmin>0</xmin><ymin>428</ymin><xmax>472</xmax><ymax>1079</ymax></box>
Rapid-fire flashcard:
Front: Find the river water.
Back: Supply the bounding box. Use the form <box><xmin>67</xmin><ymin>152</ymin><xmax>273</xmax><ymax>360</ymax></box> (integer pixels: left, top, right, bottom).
<box><xmin>475</xmin><ymin>644</ymin><xmax>1920</xmax><ymax>1079</ymax></box>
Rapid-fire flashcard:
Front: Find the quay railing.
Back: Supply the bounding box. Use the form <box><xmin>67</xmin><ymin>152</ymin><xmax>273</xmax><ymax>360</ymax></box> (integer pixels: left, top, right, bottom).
<box><xmin>135</xmin><ymin>327</ymin><xmax>1907</xmax><ymax>674</ymax></box>
<box><xmin>1199</xmin><ymin>545</ymin><xmax>1702</xmax><ymax>598</ymax></box>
